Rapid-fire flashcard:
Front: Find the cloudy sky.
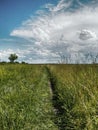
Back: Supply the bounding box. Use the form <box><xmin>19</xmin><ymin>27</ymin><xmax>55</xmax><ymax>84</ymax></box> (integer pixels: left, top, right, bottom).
<box><xmin>0</xmin><ymin>0</ymin><xmax>98</xmax><ymax>63</ymax></box>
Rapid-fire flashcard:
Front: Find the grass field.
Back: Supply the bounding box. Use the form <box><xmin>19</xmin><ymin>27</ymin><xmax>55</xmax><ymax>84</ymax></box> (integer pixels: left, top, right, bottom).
<box><xmin>0</xmin><ymin>64</ymin><xmax>98</xmax><ymax>130</ymax></box>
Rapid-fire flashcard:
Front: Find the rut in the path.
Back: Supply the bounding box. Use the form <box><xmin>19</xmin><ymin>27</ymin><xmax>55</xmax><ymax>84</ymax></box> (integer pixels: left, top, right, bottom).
<box><xmin>45</xmin><ymin>66</ymin><xmax>66</xmax><ymax>130</ymax></box>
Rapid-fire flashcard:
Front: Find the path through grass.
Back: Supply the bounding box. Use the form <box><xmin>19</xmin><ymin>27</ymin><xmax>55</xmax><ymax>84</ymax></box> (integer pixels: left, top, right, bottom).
<box><xmin>0</xmin><ymin>64</ymin><xmax>58</xmax><ymax>130</ymax></box>
<box><xmin>0</xmin><ymin>64</ymin><xmax>98</xmax><ymax>130</ymax></box>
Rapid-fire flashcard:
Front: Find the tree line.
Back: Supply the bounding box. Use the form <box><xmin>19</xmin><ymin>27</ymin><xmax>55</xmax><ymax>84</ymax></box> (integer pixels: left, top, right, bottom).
<box><xmin>0</xmin><ymin>54</ymin><xmax>26</xmax><ymax>64</ymax></box>
<box><xmin>1</xmin><ymin>53</ymin><xmax>98</xmax><ymax>64</ymax></box>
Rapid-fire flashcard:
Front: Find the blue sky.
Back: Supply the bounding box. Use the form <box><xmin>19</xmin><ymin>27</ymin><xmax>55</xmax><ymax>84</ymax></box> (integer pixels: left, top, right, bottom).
<box><xmin>0</xmin><ymin>0</ymin><xmax>58</xmax><ymax>38</ymax></box>
<box><xmin>0</xmin><ymin>0</ymin><xmax>98</xmax><ymax>63</ymax></box>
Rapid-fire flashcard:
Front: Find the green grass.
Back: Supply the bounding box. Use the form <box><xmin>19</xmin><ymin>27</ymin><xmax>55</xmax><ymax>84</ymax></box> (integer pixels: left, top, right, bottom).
<box><xmin>0</xmin><ymin>64</ymin><xmax>98</xmax><ymax>130</ymax></box>
<box><xmin>0</xmin><ymin>64</ymin><xmax>57</xmax><ymax>130</ymax></box>
<box><xmin>48</xmin><ymin>64</ymin><xmax>98</xmax><ymax>130</ymax></box>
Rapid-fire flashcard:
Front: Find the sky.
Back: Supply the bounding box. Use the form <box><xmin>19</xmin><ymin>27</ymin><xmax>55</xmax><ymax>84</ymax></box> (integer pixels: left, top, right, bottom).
<box><xmin>0</xmin><ymin>0</ymin><xmax>98</xmax><ymax>63</ymax></box>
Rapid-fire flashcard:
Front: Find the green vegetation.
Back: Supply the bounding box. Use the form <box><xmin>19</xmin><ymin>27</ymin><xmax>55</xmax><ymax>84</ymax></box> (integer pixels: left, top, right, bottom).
<box><xmin>8</xmin><ymin>54</ymin><xmax>18</xmax><ymax>63</ymax></box>
<box><xmin>0</xmin><ymin>64</ymin><xmax>57</xmax><ymax>130</ymax></box>
<box><xmin>47</xmin><ymin>64</ymin><xmax>98</xmax><ymax>130</ymax></box>
<box><xmin>0</xmin><ymin>64</ymin><xmax>98</xmax><ymax>130</ymax></box>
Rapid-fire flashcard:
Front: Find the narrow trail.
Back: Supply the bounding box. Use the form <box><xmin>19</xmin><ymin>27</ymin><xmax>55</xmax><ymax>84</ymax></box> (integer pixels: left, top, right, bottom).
<box><xmin>45</xmin><ymin>66</ymin><xmax>65</xmax><ymax>130</ymax></box>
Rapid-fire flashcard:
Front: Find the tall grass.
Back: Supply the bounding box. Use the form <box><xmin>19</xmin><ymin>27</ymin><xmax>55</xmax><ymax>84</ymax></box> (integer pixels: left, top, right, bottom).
<box><xmin>0</xmin><ymin>64</ymin><xmax>98</xmax><ymax>130</ymax></box>
<box><xmin>0</xmin><ymin>64</ymin><xmax>58</xmax><ymax>130</ymax></box>
<box><xmin>48</xmin><ymin>64</ymin><xmax>98</xmax><ymax>130</ymax></box>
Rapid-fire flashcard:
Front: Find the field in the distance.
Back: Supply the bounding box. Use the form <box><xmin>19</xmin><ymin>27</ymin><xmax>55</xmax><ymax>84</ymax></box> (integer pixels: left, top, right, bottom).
<box><xmin>0</xmin><ymin>64</ymin><xmax>98</xmax><ymax>130</ymax></box>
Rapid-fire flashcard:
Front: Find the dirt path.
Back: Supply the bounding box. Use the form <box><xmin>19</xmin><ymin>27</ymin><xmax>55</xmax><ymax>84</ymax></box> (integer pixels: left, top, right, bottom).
<box><xmin>45</xmin><ymin>66</ymin><xmax>65</xmax><ymax>130</ymax></box>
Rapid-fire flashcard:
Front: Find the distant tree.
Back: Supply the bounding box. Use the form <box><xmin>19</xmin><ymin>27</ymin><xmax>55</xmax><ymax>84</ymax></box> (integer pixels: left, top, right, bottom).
<box><xmin>0</xmin><ymin>61</ymin><xmax>7</xmax><ymax>64</ymax></box>
<box><xmin>21</xmin><ymin>61</ymin><xmax>26</xmax><ymax>64</ymax></box>
<box><xmin>15</xmin><ymin>61</ymin><xmax>19</xmax><ymax>64</ymax></box>
<box><xmin>8</xmin><ymin>53</ymin><xmax>18</xmax><ymax>63</ymax></box>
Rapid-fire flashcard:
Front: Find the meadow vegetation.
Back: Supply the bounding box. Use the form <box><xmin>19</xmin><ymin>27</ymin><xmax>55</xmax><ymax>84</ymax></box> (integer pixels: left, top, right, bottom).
<box><xmin>0</xmin><ymin>64</ymin><xmax>57</xmax><ymax>130</ymax></box>
<box><xmin>0</xmin><ymin>64</ymin><xmax>98</xmax><ymax>130</ymax></box>
<box><xmin>48</xmin><ymin>64</ymin><xmax>98</xmax><ymax>130</ymax></box>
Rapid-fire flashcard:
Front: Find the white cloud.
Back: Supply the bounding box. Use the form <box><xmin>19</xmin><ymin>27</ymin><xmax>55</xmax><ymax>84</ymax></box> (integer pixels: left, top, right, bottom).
<box><xmin>0</xmin><ymin>49</ymin><xmax>26</xmax><ymax>63</ymax></box>
<box><xmin>79</xmin><ymin>29</ymin><xmax>97</xmax><ymax>40</ymax></box>
<box><xmin>10</xmin><ymin>0</ymin><xmax>98</xmax><ymax>63</ymax></box>
<box><xmin>45</xmin><ymin>0</ymin><xmax>72</xmax><ymax>12</ymax></box>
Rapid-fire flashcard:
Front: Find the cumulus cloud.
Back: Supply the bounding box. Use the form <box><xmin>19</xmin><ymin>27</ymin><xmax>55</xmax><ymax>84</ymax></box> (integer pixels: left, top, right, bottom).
<box><xmin>10</xmin><ymin>0</ymin><xmax>98</xmax><ymax>63</ymax></box>
<box><xmin>79</xmin><ymin>29</ymin><xmax>97</xmax><ymax>40</ymax></box>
